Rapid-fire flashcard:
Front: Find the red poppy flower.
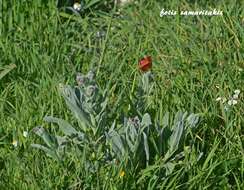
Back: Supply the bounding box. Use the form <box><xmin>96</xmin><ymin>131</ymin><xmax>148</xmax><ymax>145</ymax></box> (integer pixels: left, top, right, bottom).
<box><xmin>138</xmin><ymin>56</ymin><xmax>152</xmax><ymax>72</ymax></box>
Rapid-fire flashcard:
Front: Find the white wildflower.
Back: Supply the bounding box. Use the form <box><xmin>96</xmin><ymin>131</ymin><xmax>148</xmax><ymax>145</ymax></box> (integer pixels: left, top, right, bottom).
<box><xmin>216</xmin><ymin>97</ymin><xmax>226</xmax><ymax>103</ymax></box>
<box><xmin>228</xmin><ymin>99</ymin><xmax>238</xmax><ymax>106</ymax></box>
<box><xmin>73</xmin><ymin>3</ymin><xmax>81</xmax><ymax>11</ymax></box>
<box><xmin>234</xmin><ymin>89</ymin><xmax>240</xmax><ymax>95</ymax></box>
<box><xmin>231</xmin><ymin>89</ymin><xmax>240</xmax><ymax>100</ymax></box>
<box><xmin>216</xmin><ymin>97</ymin><xmax>222</xmax><ymax>101</ymax></box>
<box><xmin>233</xmin><ymin>94</ymin><xmax>239</xmax><ymax>100</ymax></box>
<box><xmin>23</xmin><ymin>131</ymin><xmax>28</xmax><ymax>138</ymax></box>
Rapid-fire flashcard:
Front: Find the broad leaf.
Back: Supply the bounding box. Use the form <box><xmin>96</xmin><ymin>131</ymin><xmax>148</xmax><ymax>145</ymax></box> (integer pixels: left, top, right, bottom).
<box><xmin>44</xmin><ymin>116</ymin><xmax>79</xmax><ymax>136</ymax></box>
<box><xmin>32</xmin><ymin>126</ymin><xmax>58</xmax><ymax>149</ymax></box>
<box><xmin>186</xmin><ymin>113</ymin><xmax>199</xmax><ymax>128</ymax></box>
<box><xmin>143</xmin><ymin>132</ymin><xmax>149</xmax><ymax>165</ymax></box>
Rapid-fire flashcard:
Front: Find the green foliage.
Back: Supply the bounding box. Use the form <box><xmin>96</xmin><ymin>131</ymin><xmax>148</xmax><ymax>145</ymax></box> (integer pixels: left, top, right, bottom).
<box><xmin>106</xmin><ymin>113</ymin><xmax>152</xmax><ymax>167</ymax></box>
<box><xmin>0</xmin><ymin>0</ymin><xmax>243</xmax><ymax>189</ymax></box>
<box><xmin>32</xmin><ymin>70</ymin><xmax>200</xmax><ymax>187</ymax></box>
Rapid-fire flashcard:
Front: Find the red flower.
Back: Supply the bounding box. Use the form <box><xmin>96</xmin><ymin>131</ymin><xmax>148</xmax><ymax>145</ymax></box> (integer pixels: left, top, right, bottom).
<box><xmin>138</xmin><ymin>56</ymin><xmax>152</xmax><ymax>72</ymax></box>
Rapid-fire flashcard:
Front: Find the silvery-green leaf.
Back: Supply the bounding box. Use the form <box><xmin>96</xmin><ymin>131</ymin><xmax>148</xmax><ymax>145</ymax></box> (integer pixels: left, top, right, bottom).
<box><xmin>107</xmin><ymin>130</ymin><xmax>125</xmax><ymax>157</ymax></box>
<box><xmin>61</xmin><ymin>86</ymin><xmax>91</xmax><ymax>130</ymax></box>
<box><xmin>100</xmin><ymin>98</ymin><xmax>108</xmax><ymax>113</ymax></box>
<box><xmin>87</xmin><ymin>70</ymin><xmax>95</xmax><ymax>81</ymax></box>
<box><xmin>32</xmin><ymin>126</ymin><xmax>57</xmax><ymax>149</ymax></box>
<box><xmin>141</xmin><ymin>113</ymin><xmax>152</xmax><ymax>127</ymax></box>
<box><xmin>142</xmin><ymin>72</ymin><xmax>150</xmax><ymax>92</ymax></box>
<box><xmin>44</xmin><ymin>116</ymin><xmax>78</xmax><ymax>136</ymax></box>
<box><xmin>171</xmin><ymin>115</ymin><xmax>184</xmax><ymax>150</ymax></box>
<box><xmin>164</xmin><ymin>162</ymin><xmax>175</xmax><ymax>176</ymax></box>
<box><xmin>168</xmin><ymin>112</ymin><xmax>186</xmax><ymax>157</ymax></box>
<box><xmin>128</xmin><ymin>123</ymin><xmax>138</xmax><ymax>143</ymax></box>
<box><xmin>143</xmin><ymin>132</ymin><xmax>149</xmax><ymax>165</ymax></box>
<box><xmin>186</xmin><ymin>113</ymin><xmax>199</xmax><ymax>128</ymax></box>
<box><xmin>90</xmin><ymin>114</ymin><xmax>96</xmax><ymax>127</ymax></box>
<box><xmin>108</xmin><ymin>121</ymin><xmax>116</xmax><ymax>133</ymax></box>
<box><xmin>56</xmin><ymin>136</ymin><xmax>68</xmax><ymax>147</ymax></box>
<box><xmin>133</xmin><ymin>135</ymin><xmax>142</xmax><ymax>155</ymax></box>
<box><xmin>86</xmin><ymin>85</ymin><xmax>97</xmax><ymax>97</ymax></box>
<box><xmin>125</xmin><ymin>125</ymin><xmax>136</xmax><ymax>152</ymax></box>
<box><xmin>96</xmin><ymin>112</ymin><xmax>105</xmax><ymax>128</ymax></box>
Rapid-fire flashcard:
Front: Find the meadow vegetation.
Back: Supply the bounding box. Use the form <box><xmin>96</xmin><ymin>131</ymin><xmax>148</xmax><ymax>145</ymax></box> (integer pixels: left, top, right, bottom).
<box><xmin>0</xmin><ymin>0</ymin><xmax>243</xmax><ymax>189</ymax></box>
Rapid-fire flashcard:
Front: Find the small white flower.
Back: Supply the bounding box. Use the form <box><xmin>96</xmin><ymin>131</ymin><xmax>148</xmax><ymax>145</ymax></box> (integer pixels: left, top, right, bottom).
<box><xmin>228</xmin><ymin>99</ymin><xmax>238</xmax><ymax>106</ymax></box>
<box><xmin>216</xmin><ymin>97</ymin><xmax>222</xmax><ymax>101</ymax></box>
<box><xmin>216</xmin><ymin>97</ymin><xmax>226</xmax><ymax>103</ymax></box>
<box><xmin>73</xmin><ymin>3</ymin><xmax>81</xmax><ymax>11</ymax></box>
<box><xmin>233</xmin><ymin>94</ymin><xmax>239</xmax><ymax>100</ymax></box>
<box><xmin>12</xmin><ymin>140</ymin><xmax>18</xmax><ymax>147</ymax></box>
<box><xmin>234</xmin><ymin>89</ymin><xmax>240</xmax><ymax>95</ymax></box>
<box><xmin>23</xmin><ymin>131</ymin><xmax>28</xmax><ymax>138</ymax></box>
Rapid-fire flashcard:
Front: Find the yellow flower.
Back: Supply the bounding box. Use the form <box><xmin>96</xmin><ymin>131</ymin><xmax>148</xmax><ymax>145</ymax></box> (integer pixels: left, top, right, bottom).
<box><xmin>119</xmin><ymin>170</ymin><xmax>125</xmax><ymax>178</ymax></box>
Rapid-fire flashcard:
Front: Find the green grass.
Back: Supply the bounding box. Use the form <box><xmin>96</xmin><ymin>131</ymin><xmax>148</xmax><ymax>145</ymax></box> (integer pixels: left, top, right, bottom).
<box><xmin>0</xmin><ymin>0</ymin><xmax>243</xmax><ymax>189</ymax></box>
